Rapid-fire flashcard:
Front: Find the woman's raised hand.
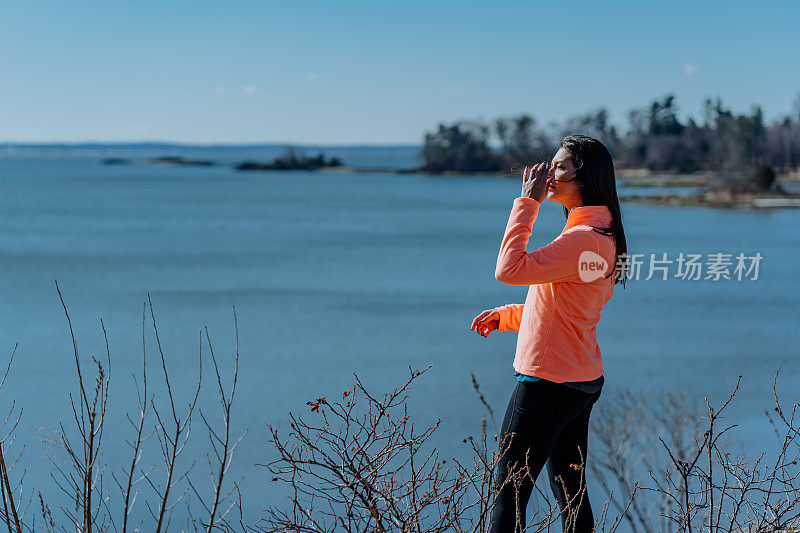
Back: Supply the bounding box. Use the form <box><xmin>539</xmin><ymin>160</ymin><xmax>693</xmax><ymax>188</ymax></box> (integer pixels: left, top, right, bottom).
<box><xmin>521</xmin><ymin>162</ymin><xmax>553</xmax><ymax>202</ymax></box>
<box><xmin>471</xmin><ymin>309</ymin><xmax>500</xmax><ymax>337</ymax></box>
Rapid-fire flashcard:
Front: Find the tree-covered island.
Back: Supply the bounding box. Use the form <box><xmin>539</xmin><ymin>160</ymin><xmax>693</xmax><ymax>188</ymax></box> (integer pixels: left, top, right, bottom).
<box><xmin>418</xmin><ymin>93</ymin><xmax>800</xmax><ymax>207</ymax></box>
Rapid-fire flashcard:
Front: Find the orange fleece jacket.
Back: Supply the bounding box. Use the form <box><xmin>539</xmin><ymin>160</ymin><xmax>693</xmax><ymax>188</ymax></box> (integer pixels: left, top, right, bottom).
<box><xmin>493</xmin><ymin>197</ymin><xmax>616</xmax><ymax>382</ymax></box>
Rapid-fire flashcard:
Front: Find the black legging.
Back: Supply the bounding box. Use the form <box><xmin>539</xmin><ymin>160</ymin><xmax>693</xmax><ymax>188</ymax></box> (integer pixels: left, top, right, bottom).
<box><xmin>488</xmin><ymin>379</ymin><xmax>602</xmax><ymax>532</ymax></box>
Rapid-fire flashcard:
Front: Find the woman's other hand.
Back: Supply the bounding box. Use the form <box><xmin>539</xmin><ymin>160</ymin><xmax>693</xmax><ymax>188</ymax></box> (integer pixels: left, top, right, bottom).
<box><xmin>521</xmin><ymin>162</ymin><xmax>553</xmax><ymax>202</ymax></box>
<box><xmin>471</xmin><ymin>309</ymin><xmax>500</xmax><ymax>337</ymax></box>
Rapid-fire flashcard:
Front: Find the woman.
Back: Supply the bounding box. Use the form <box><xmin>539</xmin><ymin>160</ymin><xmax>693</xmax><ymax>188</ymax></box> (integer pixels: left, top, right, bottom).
<box><xmin>470</xmin><ymin>135</ymin><xmax>627</xmax><ymax>532</ymax></box>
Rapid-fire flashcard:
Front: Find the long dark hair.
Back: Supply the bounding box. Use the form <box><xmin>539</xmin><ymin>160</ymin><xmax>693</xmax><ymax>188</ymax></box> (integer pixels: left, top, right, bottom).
<box><xmin>560</xmin><ymin>134</ymin><xmax>628</xmax><ymax>287</ymax></box>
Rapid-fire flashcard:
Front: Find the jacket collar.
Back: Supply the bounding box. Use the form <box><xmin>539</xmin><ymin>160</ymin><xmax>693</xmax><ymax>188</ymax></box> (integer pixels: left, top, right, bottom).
<box><xmin>563</xmin><ymin>204</ymin><xmax>613</xmax><ymax>231</ymax></box>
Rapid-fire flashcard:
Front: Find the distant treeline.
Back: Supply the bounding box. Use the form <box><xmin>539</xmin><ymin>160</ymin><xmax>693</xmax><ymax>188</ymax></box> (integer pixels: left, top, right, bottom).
<box><xmin>420</xmin><ymin>93</ymin><xmax>800</xmax><ymax>177</ymax></box>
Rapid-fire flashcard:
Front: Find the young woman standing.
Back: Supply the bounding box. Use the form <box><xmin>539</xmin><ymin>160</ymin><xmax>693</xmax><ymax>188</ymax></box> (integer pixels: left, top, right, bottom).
<box><xmin>470</xmin><ymin>135</ymin><xmax>627</xmax><ymax>532</ymax></box>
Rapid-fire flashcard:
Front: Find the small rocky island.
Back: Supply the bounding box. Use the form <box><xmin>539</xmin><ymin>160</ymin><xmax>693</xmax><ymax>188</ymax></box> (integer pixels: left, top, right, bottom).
<box><xmin>101</xmin><ymin>156</ymin><xmax>216</xmax><ymax>166</ymax></box>
<box><xmin>234</xmin><ymin>148</ymin><xmax>342</xmax><ymax>171</ymax></box>
<box><xmin>147</xmin><ymin>156</ymin><xmax>216</xmax><ymax>166</ymax></box>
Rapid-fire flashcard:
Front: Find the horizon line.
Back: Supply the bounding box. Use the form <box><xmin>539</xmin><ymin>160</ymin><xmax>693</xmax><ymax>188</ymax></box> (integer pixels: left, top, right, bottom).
<box><xmin>0</xmin><ymin>140</ymin><xmax>423</xmax><ymax>148</ymax></box>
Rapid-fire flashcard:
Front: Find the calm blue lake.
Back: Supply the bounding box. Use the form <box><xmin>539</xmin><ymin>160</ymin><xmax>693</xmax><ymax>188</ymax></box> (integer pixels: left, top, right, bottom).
<box><xmin>0</xmin><ymin>150</ymin><xmax>797</xmax><ymax>528</ymax></box>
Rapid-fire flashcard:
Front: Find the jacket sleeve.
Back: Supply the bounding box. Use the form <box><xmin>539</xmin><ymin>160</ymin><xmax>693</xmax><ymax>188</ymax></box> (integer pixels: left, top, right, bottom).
<box><xmin>493</xmin><ymin>303</ymin><xmax>524</xmax><ymax>331</ymax></box>
<box><xmin>495</xmin><ymin>197</ymin><xmax>598</xmax><ymax>285</ymax></box>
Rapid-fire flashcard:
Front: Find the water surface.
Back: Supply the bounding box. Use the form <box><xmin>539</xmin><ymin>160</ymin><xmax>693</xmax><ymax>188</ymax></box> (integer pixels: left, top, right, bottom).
<box><xmin>0</xmin><ymin>153</ymin><xmax>797</xmax><ymax>526</ymax></box>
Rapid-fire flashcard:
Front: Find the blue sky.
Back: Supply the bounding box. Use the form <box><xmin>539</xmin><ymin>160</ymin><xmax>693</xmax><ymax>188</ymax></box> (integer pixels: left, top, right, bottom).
<box><xmin>1</xmin><ymin>0</ymin><xmax>798</xmax><ymax>144</ymax></box>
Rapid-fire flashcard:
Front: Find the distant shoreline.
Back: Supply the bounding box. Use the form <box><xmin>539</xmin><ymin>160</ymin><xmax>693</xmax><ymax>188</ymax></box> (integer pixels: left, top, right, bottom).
<box><xmin>109</xmin><ymin>157</ymin><xmax>800</xmax><ymax>209</ymax></box>
<box><xmin>4</xmin><ymin>145</ymin><xmax>799</xmax><ymax>209</ymax></box>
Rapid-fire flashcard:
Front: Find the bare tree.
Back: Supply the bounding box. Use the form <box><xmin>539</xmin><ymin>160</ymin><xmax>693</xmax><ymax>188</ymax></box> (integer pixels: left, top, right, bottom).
<box><xmin>1</xmin><ymin>285</ymin><xmax>246</xmax><ymax>532</ymax></box>
<box><xmin>111</xmin><ymin>302</ymin><xmax>156</xmax><ymax>533</ymax></box>
<box><xmin>187</xmin><ymin>313</ymin><xmax>248</xmax><ymax>531</ymax></box>
<box><xmin>591</xmin><ymin>370</ymin><xmax>800</xmax><ymax>533</ymax></box>
<box><xmin>46</xmin><ymin>280</ymin><xmax>114</xmax><ymax>531</ymax></box>
<box><xmin>142</xmin><ymin>293</ymin><xmax>202</xmax><ymax>532</ymax></box>
<box><xmin>0</xmin><ymin>343</ymin><xmax>25</xmax><ymax>532</ymax></box>
<box><xmin>258</xmin><ymin>365</ymin><xmax>635</xmax><ymax>532</ymax></box>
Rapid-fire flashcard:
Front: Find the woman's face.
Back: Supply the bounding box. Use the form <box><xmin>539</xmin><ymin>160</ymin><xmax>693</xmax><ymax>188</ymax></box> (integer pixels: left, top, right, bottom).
<box><xmin>547</xmin><ymin>146</ymin><xmax>583</xmax><ymax>209</ymax></box>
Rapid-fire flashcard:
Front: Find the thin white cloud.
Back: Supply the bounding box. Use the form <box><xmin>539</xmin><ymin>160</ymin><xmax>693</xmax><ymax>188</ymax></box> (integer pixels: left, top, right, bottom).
<box><xmin>215</xmin><ymin>86</ymin><xmax>227</xmax><ymax>94</ymax></box>
<box><xmin>241</xmin><ymin>84</ymin><xmax>256</xmax><ymax>94</ymax></box>
<box><xmin>304</xmin><ymin>72</ymin><xmax>320</xmax><ymax>81</ymax></box>
<box><xmin>132</xmin><ymin>122</ymin><xmax>152</xmax><ymax>133</ymax></box>
<box><xmin>685</xmin><ymin>63</ymin><xmax>703</xmax><ymax>75</ymax></box>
